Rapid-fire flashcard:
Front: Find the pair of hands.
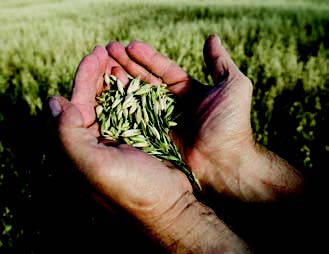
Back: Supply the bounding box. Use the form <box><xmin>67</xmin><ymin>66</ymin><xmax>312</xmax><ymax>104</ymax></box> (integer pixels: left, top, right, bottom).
<box><xmin>49</xmin><ymin>34</ymin><xmax>304</xmax><ymax>252</ymax></box>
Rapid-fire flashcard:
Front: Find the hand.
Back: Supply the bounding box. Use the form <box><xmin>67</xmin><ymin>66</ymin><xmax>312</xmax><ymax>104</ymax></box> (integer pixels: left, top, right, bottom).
<box><xmin>49</xmin><ymin>45</ymin><xmax>193</xmax><ymax>224</ymax></box>
<box><xmin>49</xmin><ymin>46</ymin><xmax>251</xmax><ymax>253</ymax></box>
<box><xmin>106</xmin><ymin>34</ymin><xmax>304</xmax><ymax>201</ymax></box>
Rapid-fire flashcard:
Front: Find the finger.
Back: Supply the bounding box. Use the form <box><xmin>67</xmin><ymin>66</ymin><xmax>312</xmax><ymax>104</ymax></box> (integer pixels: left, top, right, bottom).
<box><xmin>71</xmin><ymin>46</ymin><xmax>109</xmax><ymax>127</ymax></box>
<box><xmin>49</xmin><ymin>95</ymin><xmax>124</xmax><ymax>191</ymax></box>
<box><xmin>111</xmin><ymin>66</ymin><xmax>129</xmax><ymax>87</ymax></box>
<box><xmin>49</xmin><ymin>95</ymin><xmax>84</xmax><ymax>129</ymax></box>
<box><xmin>203</xmin><ymin>34</ymin><xmax>240</xmax><ymax>85</ymax></box>
<box><xmin>106</xmin><ymin>41</ymin><xmax>162</xmax><ymax>85</ymax></box>
<box><xmin>106</xmin><ymin>57</ymin><xmax>122</xmax><ymax>81</ymax></box>
<box><xmin>72</xmin><ymin>46</ymin><xmax>108</xmax><ymax>103</ymax></box>
<box><xmin>126</xmin><ymin>41</ymin><xmax>192</xmax><ymax>95</ymax></box>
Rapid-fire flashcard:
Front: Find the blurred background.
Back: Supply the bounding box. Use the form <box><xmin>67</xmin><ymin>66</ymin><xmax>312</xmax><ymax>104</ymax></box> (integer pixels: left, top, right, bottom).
<box><xmin>0</xmin><ymin>0</ymin><xmax>328</xmax><ymax>253</ymax></box>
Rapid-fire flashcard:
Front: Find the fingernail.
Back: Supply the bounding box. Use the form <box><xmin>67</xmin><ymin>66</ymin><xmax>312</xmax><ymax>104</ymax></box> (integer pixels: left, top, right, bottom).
<box><xmin>49</xmin><ymin>96</ymin><xmax>62</xmax><ymax>117</ymax></box>
<box><xmin>212</xmin><ymin>34</ymin><xmax>221</xmax><ymax>45</ymax></box>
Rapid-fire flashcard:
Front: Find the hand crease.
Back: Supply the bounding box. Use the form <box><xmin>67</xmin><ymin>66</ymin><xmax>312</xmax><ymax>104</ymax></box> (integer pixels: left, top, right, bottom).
<box><xmin>155</xmin><ymin>191</ymin><xmax>196</xmax><ymax>232</ymax></box>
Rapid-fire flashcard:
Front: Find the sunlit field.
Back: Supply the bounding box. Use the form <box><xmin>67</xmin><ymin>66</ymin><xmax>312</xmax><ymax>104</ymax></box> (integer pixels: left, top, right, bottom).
<box><xmin>0</xmin><ymin>0</ymin><xmax>328</xmax><ymax>252</ymax></box>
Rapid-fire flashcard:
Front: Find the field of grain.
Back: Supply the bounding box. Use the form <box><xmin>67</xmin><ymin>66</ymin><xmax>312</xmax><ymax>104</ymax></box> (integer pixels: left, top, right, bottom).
<box><xmin>0</xmin><ymin>0</ymin><xmax>328</xmax><ymax>252</ymax></box>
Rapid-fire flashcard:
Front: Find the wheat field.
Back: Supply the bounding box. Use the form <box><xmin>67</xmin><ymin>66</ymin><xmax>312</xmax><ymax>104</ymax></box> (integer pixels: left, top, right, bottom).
<box><xmin>0</xmin><ymin>0</ymin><xmax>328</xmax><ymax>252</ymax></box>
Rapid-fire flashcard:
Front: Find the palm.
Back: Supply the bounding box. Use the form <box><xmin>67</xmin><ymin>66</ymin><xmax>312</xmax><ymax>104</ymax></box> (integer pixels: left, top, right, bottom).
<box><xmin>177</xmin><ymin>77</ymin><xmax>253</xmax><ymax>197</ymax></box>
<box><xmin>96</xmin><ymin>143</ymin><xmax>192</xmax><ymax>216</ymax></box>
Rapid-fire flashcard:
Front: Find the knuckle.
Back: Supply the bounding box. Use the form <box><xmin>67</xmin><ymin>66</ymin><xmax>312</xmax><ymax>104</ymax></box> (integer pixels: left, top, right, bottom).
<box><xmin>244</xmin><ymin>76</ymin><xmax>253</xmax><ymax>90</ymax></box>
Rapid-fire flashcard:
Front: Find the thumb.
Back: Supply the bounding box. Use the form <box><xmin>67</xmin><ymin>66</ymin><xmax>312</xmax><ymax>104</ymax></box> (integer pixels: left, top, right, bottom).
<box><xmin>48</xmin><ymin>95</ymin><xmax>103</xmax><ymax>182</ymax></box>
<box><xmin>203</xmin><ymin>34</ymin><xmax>240</xmax><ymax>85</ymax></box>
<box><xmin>49</xmin><ymin>95</ymin><xmax>84</xmax><ymax>129</ymax></box>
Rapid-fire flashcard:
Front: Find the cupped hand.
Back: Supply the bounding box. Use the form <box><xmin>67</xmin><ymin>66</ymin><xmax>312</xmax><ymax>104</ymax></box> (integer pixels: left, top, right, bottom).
<box><xmin>49</xmin><ymin>46</ymin><xmax>193</xmax><ymax>230</ymax></box>
<box><xmin>106</xmin><ymin>35</ymin><xmax>304</xmax><ymax>201</ymax></box>
<box><xmin>105</xmin><ymin>35</ymin><xmax>254</xmax><ymax>200</ymax></box>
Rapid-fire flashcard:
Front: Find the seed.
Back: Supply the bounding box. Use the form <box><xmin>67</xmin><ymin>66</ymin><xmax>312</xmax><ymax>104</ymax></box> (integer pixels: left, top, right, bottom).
<box><xmin>142</xmin><ymin>107</ymin><xmax>149</xmax><ymax>124</ymax></box>
<box><xmin>154</xmin><ymin>101</ymin><xmax>160</xmax><ymax>115</ymax></box>
<box><xmin>127</xmin><ymin>77</ymin><xmax>140</xmax><ymax>94</ymax></box>
<box><xmin>135</xmin><ymin>84</ymin><xmax>151</xmax><ymax>95</ymax></box>
<box><xmin>122</xmin><ymin>94</ymin><xmax>134</xmax><ymax>109</ymax></box>
<box><xmin>121</xmin><ymin>129</ymin><xmax>140</xmax><ymax>138</ymax></box>
<box><xmin>132</xmin><ymin>142</ymin><xmax>149</xmax><ymax>148</ymax></box>
<box><xmin>135</xmin><ymin>106</ymin><xmax>142</xmax><ymax>124</ymax></box>
<box><xmin>104</xmin><ymin>73</ymin><xmax>111</xmax><ymax>86</ymax></box>
<box><xmin>150</xmin><ymin>125</ymin><xmax>161</xmax><ymax>140</ymax></box>
<box><xmin>112</xmin><ymin>96</ymin><xmax>122</xmax><ymax>109</ymax></box>
<box><xmin>95</xmin><ymin>105</ymin><xmax>103</xmax><ymax>118</ymax></box>
<box><xmin>130</xmin><ymin>135</ymin><xmax>147</xmax><ymax>143</ymax></box>
<box><xmin>116</xmin><ymin>79</ymin><xmax>124</xmax><ymax>95</ymax></box>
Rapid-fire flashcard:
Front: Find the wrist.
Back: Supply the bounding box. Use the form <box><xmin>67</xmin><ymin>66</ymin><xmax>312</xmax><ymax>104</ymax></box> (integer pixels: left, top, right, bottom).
<box><xmin>247</xmin><ymin>143</ymin><xmax>304</xmax><ymax>200</ymax></box>
<box><xmin>228</xmin><ymin>141</ymin><xmax>304</xmax><ymax>201</ymax></box>
<box><xmin>144</xmin><ymin>191</ymin><xmax>250</xmax><ymax>253</ymax></box>
<box><xmin>204</xmin><ymin>138</ymin><xmax>304</xmax><ymax>202</ymax></box>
